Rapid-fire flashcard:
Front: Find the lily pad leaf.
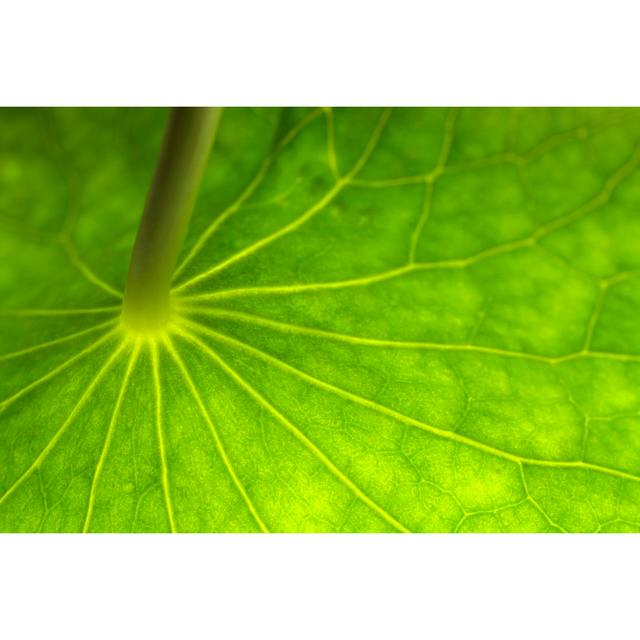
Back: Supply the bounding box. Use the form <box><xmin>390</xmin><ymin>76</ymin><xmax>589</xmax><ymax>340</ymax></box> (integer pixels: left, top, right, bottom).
<box><xmin>2</xmin><ymin>107</ymin><xmax>640</xmax><ymax>533</ymax></box>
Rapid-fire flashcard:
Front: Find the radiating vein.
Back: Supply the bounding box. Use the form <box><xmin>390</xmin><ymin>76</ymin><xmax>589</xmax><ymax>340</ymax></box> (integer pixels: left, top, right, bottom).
<box><xmin>178</xmin><ymin>175</ymin><xmax>639</xmax><ymax>300</ymax></box>
<box><xmin>178</xmin><ymin>141</ymin><xmax>640</xmax><ymax>302</ymax></box>
<box><xmin>184</xmin><ymin>307</ymin><xmax>555</xmax><ymax>362</ymax></box>
<box><xmin>163</xmin><ymin>335</ymin><xmax>269</xmax><ymax>533</ymax></box>
<box><xmin>173</xmin><ymin>108</ymin><xmax>391</xmax><ymax>293</ymax></box>
<box><xmin>0</xmin><ymin>328</ymin><xmax>119</xmax><ymax>413</ymax></box>
<box><xmin>176</xmin><ymin>326</ymin><xmax>410</xmax><ymax>533</ymax></box>
<box><xmin>151</xmin><ymin>342</ymin><xmax>177</xmax><ymax>533</ymax></box>
<box><xmin>61</xmin><ymin>237</ymin><xmax>123</xmax><ymax>299</ymax></box>
<box><xmin>83</xmin><ymin>342</ymin><xmax>139</xmax><ymax>533</ymax></box>
<box><xmin>182</xmin><ymin>307</ymin><xmax>640</xmax><ymax>365</ymax></box>
<box><xmin>0</xmin><ymin>319</ymin><xmax>116</xmax><ymax>362</ymax></box>
<box><xmin>185</xmin><ymin>320</ymin><xmax>640</xmax><ymax>485</ymax></box>
<box><xmin>0</xmin><ymin>306</ymin><xmax>120</xmax><ymax>317</ymax></box>
<box><xmin>178</xmin><ymin>264</ymin><xmax>415</xmax><ymax>302</ymax></box>
<box><xmin>173</xmin><ymin>108</ymin><xmax>324</xmax><ymax>281</ymax></box>
<box><xmin>0</xmin><ymin>341</ymin><xmax>126</xmax><ymax>510</ymax></box>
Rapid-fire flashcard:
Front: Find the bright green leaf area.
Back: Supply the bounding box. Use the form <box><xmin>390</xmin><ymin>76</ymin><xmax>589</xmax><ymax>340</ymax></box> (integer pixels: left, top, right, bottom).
<box><xmin>2</xmin><ymin>107</ymin><xmax>640</xmax><ymax>533</ymax></box>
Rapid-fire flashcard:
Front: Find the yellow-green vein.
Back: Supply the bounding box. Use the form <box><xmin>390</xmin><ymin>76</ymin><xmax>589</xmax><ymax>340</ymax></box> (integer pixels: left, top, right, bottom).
<box><xmin>0</xmin><ymin>306</ymin><xmax>120</xmax><ymax>317</ymax></box>
<box><xmin>185</xmin><ymin>320</ymin><xmax>640</xmax><ymax>485</ymax></box>
<box><xmin>83</xmin><ymin>342</ymin><xmax>140</xmax><ymax>532</ymax></box>
<box><xmin>0</xmin><ymin>328</ymin><xmax>119</xmax><ymax>413</ymax></box>
<box><xmin>163</xmin><ymin>334</ymin><xmax>269</xmax><ymax>533</ymax></box>
<box><xmin>151</xmin><ymin>341</ymin><xmax>177</xmax><ymax>533</ymax></box>
<box><xmin>182</xmin><ymin>307</ymin><xmax>640</xmax><ymax>365</ymax></box>
<box><xmin>173</xmin><ymin>109</ymin><xmax>391</xmax><ymax>294</ymax></box>
<box><xmin>177</xmin><ymin>326</ymin><xmax>411</xmax><ymax>533</ymax></box>
<box><xmin>0</xmin><ymin>341</ymin><xmax>127</xmax><ymax>510</ymax></box>
<box><xmin>60</xmin><ymin>236</ymin><xmax>123</xmax><ymax>299</ymax></box>
<box><xmin>0</xmin><ymin>318</ymin><xmax>117</xmax><ymax>362</ymax></box>
<box><xmin>173</xmin><ymin>108</ymin><xmax>324</xmax><ymax>281</ymax></box>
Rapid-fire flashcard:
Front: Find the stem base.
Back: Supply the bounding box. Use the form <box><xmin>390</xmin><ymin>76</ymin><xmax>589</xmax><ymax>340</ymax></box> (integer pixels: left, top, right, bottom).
<box><xmin>122</xmin><ymin>107</ymin><xmax>221</xmax><ymax>330</ymax></box>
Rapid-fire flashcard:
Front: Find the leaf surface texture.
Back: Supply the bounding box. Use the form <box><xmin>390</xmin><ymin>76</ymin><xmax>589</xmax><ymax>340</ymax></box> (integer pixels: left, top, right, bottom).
<box><xmin>2</xmin><ymin>107</ymin><xmax>640</xmax><ymax>532</ymax></box>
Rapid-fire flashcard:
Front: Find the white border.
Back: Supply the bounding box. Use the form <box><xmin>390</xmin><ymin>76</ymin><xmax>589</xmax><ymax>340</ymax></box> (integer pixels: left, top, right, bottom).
<box><xmin>1</xmin><ymin>0</ymin><xmax>639</xmax><ymax>105</ymax></box>
<box><xmin>0</xmin><ymin>535</ymin><xmax>637</xmax><ymax>639</ymax></box>
<box><xmin>1</xmin><ymin>2</ymin><xmax>639</xmax><ymax>637</ymax></box>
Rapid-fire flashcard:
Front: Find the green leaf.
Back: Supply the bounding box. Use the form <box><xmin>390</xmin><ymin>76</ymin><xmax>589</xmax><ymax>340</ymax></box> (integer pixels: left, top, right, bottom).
<box><xmin>2</xmin><ymin>107</ymin><xmax>640</xmax><ymax>533</ymax></box>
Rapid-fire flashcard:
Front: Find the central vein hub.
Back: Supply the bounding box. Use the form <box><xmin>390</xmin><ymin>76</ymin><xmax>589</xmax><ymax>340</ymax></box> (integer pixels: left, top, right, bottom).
<box><xmin>121</xmin><ymin>295</ymin><xmax>173</xmax><ymax>335</ymax></box>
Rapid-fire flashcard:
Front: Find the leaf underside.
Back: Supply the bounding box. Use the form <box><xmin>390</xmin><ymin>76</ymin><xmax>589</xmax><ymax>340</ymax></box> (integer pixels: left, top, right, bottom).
<box><xmin>2</xmin><ymin>107</ymin><xmax>640</xmax><ymax>533</ymax></box>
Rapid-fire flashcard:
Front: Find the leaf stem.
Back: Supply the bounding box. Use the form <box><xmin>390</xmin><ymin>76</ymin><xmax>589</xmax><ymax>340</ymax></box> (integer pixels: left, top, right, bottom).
<box><xmin>122</xmin><ymin>107</ymin><xmax>221</xmax><ymax>331</ymax></box>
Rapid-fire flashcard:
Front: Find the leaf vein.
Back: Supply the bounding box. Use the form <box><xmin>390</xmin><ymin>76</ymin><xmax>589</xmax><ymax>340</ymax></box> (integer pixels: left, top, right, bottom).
<box><xmin>177</xmin><ymin>326</ymin><xmax>411</xmax><ymax>533</ymax></box>
<box><xmin>185</xmin><ymin>319</ymin><xmax>640</xmax><ymax>485</ymax></box>
<box><xmin>83</xmin><ymin>342</ymin><xmax>139</xmax><ymax>532</ymax></box>
<box><xmin>173</xmin><ymin>109</ymin><xmax>392</xmax><ymax>293</ymax></box>
<box><xmin>151</xmin><ymin>342</ymin><xmax>177</xmax><ymax>533</ymax></box>
<box><xmin>164</xmin><ymin>335</ymin><xmax>269</xmax><ymax>533</ymax></box>
<box><xmin>173</xmin><ymin>108</ymin><xmax>325</xmax><ymax>281</ymax></box>
<box><xmin>0</xmin><ymin>342</ymin><xmax>126</xmax><ymax>510</ymax></box>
